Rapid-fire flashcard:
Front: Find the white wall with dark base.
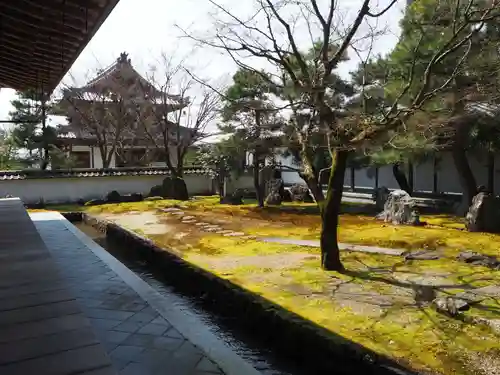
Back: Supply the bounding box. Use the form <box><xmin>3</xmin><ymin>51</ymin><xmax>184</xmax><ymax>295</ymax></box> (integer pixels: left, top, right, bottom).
<box><xmin>0</xmin><ymin>175</ymin><xmax>213</xmax><ymax>204</ymax></box>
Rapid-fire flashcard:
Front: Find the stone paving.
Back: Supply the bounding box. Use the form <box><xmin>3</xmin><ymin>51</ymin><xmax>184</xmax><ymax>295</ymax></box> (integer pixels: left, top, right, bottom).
<box><xmin>31</xmin><ymin>212</ymin><xmax>226</xmax><ymax>375</ymax></box>
<box><xmin>0</xmin><ymin>198</ymin><xmax>115</xmax><ymax>375</ymax></box>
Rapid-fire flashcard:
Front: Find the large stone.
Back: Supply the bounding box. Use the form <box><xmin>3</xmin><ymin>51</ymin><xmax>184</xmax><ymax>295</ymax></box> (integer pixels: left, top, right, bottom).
<box><xmin>465</xmin><ymin>192</ymin><xmax>500</xmax><ymax>233</ymax></box>
<box><xmin>106</xmin><ymin>190</ymin><xmax>121</xmax><ymax>203</ymax></box>
<box><xmin>265</xmin><ymin>178</ymin><xmax>284</xmax><ymax>206</ymax></box>
<box><xmin>373</xmin><ymin>186</ymin><xmax>390</xmax><ymax>211</ymax></box>
<box><xmin>376</xmin><ymin>189</ymin><xmax>420</xmax><ymax>225</ymax></box>
<box><xmin>120</xmin><ymin>193</ymin><xmax>143</xmax><ymax>203</ymax></box>
<box><xmin>220</xmin><ymin>189</ymin><xmax>244</xmax><ymax>205</ymax></box>
<box><xmin>289</xmin><ymin>184</ymin><xmax>314</xmax><ymax>203</ymax></box>
<box><xmin>148</xmin><ymin>185</ymin><xmax>163</xmax><ymax>197</ymax></box>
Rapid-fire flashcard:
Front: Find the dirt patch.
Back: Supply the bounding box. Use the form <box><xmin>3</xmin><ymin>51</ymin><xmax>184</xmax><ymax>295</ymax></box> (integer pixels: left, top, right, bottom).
<box><xmin>98</xmin><ymin>211</ymin><xmax>176</xmax><ymax>235</ymax></box>
<box><xmin>189</xmin><ymin>252</ymin><xmax>316</xmax><ymax>272</ymax></box>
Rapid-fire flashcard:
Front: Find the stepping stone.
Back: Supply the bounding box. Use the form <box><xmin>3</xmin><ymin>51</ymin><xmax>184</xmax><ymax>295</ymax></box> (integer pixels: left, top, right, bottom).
<box><xmin>223</xmin><ymin>232</ymin><xmax>245</xmax><ymax>237</ymax></box>
<box><xmin>241</xmin><ymin>235</ymin><xmax>256</xmax><ymax>240</ymax></box>
<box><xmin>204</xmin><ymin>227</ymin><xmax>221</xmax><ymax>232</ymax></box>
<box><xmin>405</xmin><ymin>250</ymin><xmax>441</xmax><ymax>261</ymax></box>
<box><xmin>182</xmin><ymin>219</ymin><xmax>197</xmax><ymax>224</ymax></box>
<box><xmin>195</xmin><ymin>222</ymin><xmax>210</xmax><ymax>226</ymax></box>
<box><xmin>202</xmin><ymin>225</ymin><xmax>219</xmax><ymax>229</ymax></box>
<box><xmin>171</xmin><ymin>211</ymin><xmax>185</xmax><ymax>216</ymax></box>
<box><xmin>162</xmin><ymin>207</ymin><xmax>181</xmax><ymax>212</ymax></box>
<box><xmin>181</xmin><ymin>216</ymin><xmax>196</xmax><ymax>221</ymax></box>
<box><xmin>216</xmin><ymin>230</ymin><xmax>234</xmax><ymax>234</ymax></box>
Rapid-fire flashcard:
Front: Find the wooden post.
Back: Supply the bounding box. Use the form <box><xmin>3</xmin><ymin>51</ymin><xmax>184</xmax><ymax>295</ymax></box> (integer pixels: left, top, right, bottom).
<box><xmin>433</xmin><ymin>155</ymin><xmax>438</xmax><ymax>193</ymax></box>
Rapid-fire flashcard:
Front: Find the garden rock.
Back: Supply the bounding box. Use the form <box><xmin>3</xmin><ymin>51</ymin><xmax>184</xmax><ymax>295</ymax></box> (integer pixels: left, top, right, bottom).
<box><xmin>290</xmin><ymin>184</ymin><xmax>314</xmax><ymax>203</ymax></box>
<box><xmin>265</xmin><ymin>178</ymin><xmax>284</xmax><ymax>206</ymax></box>
<box><xmin>121</xmin><ymin>193</ymin><xmax>143</xmax><ymax>203</ymax></box>
<box><xmin>85</xmin><ymin>199</ymin><xmax>106</xmax><ymax>206</ymax></box>
<box><xmin>106</xmin><ymin>190</ymin><xmax>121</xmax><ymax>203</ymax></box>
<box><xmin>171</xmin><ymin>177</ymin><xmax>189</xmax><ymax>200</ymax></box>
<box><xmin>373</xmin><ymin>186</ymin><xmax>390</xmax><ymax>211</ymax></box>
<box><xmin>149</xmin><ymin>185</ymin><xmax>164</xmax><ymax>198</ymax></box>
<box><xmin>220</xmin><ymin>190</ymin><xmax>244</xmax><ymax>205</ymax></box>
<box><xmin>433</xmin><ymin>297</ymin><xmax>470</xmax><ymax>316</ymax></box>
<box><xmin>181</xmin><ymin>216</ymin><xmax>196</xmax><ymax>221</ymax></box>
<box><xmin>465</xmin><ymin>192</ymin><xmax>500</xmax><ymax>233</ymax></box>
<box><xmin>457</xmin><ymin>251</ymin><xmax>500</xmax><ymax>269</ymax></box>
<box><xmin>376</xmin><ymin>189</ymin><xmax>420</xmax><ymax>225</ymax></box>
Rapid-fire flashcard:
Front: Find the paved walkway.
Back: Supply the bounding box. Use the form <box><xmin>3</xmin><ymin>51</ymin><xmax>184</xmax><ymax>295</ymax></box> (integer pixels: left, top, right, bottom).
<box><xmin>258</xmin><ymin>237</ymin><xmax>405</xmax><ymax>256</ymax></box>
<box><xmin>31</xmin><ymin>212</ymin><xmax>260</xmax><ymax>375</ymax></box>
<box><xmin>0</xmin><ymin>198</ymin><xmax>115</xmax><ymax>375</ymax></box>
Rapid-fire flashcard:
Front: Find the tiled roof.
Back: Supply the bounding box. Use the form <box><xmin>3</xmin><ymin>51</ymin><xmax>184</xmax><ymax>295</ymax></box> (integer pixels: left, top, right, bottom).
<box><xmin>0</xmin><ymin>167</ymin><xmax>212</xmax><ymax>181</ymax></box>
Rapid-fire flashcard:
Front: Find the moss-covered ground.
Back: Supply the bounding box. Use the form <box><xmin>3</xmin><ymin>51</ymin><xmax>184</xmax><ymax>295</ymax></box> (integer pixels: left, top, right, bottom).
<box><xmin>39</xmin><ymin>196</ymin><xmax>500</xmax><ymax>374</ymax></box>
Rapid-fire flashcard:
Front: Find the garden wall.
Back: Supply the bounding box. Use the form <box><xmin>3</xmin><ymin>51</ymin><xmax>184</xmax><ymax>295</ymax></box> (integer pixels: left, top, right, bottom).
<box><xmin>0</xmin><ymin>168</ymin><xmax>213</xmax><ymax>204</ymax></box>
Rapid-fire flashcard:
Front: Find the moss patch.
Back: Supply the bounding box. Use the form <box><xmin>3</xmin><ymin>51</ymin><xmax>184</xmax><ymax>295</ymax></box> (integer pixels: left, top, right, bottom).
<box><xmin>97</xmin><ymin>202</ymin><xmax>500</xmax><ymax>375</ymax></box>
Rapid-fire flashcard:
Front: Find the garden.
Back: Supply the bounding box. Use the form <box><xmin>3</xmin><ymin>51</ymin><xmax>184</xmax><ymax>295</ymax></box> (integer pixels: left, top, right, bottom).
<box><xmin>39</xmin><ymin>196</ymin><xmax>500</xmax><ymax>375</ymax></box>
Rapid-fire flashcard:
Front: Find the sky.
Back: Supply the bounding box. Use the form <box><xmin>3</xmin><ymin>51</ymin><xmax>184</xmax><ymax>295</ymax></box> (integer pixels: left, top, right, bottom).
<box><xmin>0</xmin><ymin>0</ymin><xmax>407</xmax><ymax>125</ymax></box>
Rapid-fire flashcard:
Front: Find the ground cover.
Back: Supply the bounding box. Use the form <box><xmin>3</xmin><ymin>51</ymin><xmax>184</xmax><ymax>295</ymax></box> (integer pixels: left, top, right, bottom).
<box><xmin>32</xmin><ymin>197</ymin><xmax>500</xmax><ymax>373</ymax></box>
<box><xmin>59</xmin><ymin>196</ymin><xmax>500</xmax><ymax>375</ymax></box>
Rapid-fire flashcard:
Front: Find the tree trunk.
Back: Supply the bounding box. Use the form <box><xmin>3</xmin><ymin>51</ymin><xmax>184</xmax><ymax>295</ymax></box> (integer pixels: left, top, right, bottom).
<box><xmin>392</xmin><ymin>162</ymin><xmax>412</xmax><ymax>195</ymax></box>
<box><xmin>320</xmin><ymin>149</ymin><xmax>349</xmax><ymax>271</ymax></box>
<box><xmin>452</xmin><ymin>146</ymin><xmax>477</xmax><ymax>206</ymax></box>
<box><xmin>253</xmin><ymin>154</ymin><xmax>264</xmax><ymax>207</ymax></box>
<box><xmin>307</xmin><ymin>177</ymin><xmax>325</xmax><ymax>203</ymax></box>
<box><xmin>487</xmin><ymin>152</ymin><xmax>495</xmax><ymax>194</ymax></box>
<box><xmin>254</xmin><ymin>110</ymin><xmax>264</xmax><ymax>207</ymax></box>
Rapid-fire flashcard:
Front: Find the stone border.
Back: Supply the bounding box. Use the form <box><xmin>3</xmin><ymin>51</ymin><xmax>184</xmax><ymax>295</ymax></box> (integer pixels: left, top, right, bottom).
<box><xmin>58</xmin><ymin>212</ymin><xmax>259</xmax><ymax>375</ymax></box>
<box><xmin>69</xmin><ymin>212</ymin><xmax>418</xmax><ymax>375</ymax></box>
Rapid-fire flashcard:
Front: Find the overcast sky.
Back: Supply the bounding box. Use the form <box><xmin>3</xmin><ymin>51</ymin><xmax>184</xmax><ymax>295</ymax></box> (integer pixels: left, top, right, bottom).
<box><xmin>0</xmin><ymin>0</ymin><xmax>406</xmax><ymax>124</ymax></box>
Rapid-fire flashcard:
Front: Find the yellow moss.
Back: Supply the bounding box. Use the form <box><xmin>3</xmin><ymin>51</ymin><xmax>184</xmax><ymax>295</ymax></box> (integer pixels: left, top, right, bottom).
<box><xmin>138</xmin><ymin>227</ymin><xmax>500</xmax><ymax>374</ymax></box>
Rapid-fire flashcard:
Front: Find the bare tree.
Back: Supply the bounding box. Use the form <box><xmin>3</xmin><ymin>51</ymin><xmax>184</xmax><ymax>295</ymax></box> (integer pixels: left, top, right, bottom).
<box><xmin>141</xmin><ymin>54</ymin><xmax>221</xmax><ymax>199</ymax></box>
<box><xmin>59</xmin><ymin>58</ymin><xmax>150</xmax><ymax>169</ymax></box>
<box><xmin>180</xmin><ymin>0</ymin><xmax>500</xmax><ymax>271</ymax></box>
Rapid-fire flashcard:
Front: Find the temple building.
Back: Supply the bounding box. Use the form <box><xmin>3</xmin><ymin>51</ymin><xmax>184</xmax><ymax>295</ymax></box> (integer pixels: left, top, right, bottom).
<box><xmin>54</xmin><ymin>52</ymin><xmax>191</xmax><ymax>169</ymax></box>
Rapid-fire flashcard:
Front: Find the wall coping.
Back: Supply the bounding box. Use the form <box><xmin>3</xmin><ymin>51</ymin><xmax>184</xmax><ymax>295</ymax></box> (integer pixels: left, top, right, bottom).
<box><xmin>0</xmin><ymin>166</ymin><xmax>213</xmax><ymax>180</ymax></box>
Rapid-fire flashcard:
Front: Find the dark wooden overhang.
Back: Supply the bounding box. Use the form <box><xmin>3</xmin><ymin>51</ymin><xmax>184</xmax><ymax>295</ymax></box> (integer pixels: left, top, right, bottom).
<box><xmin>0</xmin><ymin>0</ymin><xmax>120</xmax><ymax>93</ymax></box>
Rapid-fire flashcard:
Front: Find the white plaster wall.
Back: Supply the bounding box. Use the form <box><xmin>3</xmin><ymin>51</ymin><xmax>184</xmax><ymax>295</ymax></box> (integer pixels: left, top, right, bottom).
<box><xmin>413</xmin><ymin>159</ymin><xmax>434</xmax><ymax>193</ymax></box>
<box><xmin>0</xmin><ymin>174</ymin><xmax>214</xmax><ymax>204</ymax></box>
<box><xmin>378</xmin><ymin>165</ymin><xmax>400</xmax><ymax>189</ymax></box>
<box><xmin>437</xmin><ymin>153</ymin><xmax>462</xmax><ymax>194</ymax></box>
<box><xmin>353</xmin><ymin>167</ymin><xmax>377</xmax><ymax>189</ymax></box>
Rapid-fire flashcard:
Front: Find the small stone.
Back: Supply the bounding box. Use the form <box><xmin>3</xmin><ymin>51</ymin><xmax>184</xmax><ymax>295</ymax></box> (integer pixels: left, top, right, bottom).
<box><xmin>170</xmin><ymin>211</ymin><xmax>185</xmax><ymax>216</ymax></box>
<box><xmin>195</xmin><ymin>222</ymin><xmax>210</xmax><ymax>226</ymax></box>
<box><xmin>457</xmin><ymin>251</ymin><xmax>500</xmax><ymax>269</ymax></box>
<box><xmin>181</xmin><ymin>216</ymin><xmax>196</xmax><ymax>221</ymax></box>
<box><xmin>223</xmin><ymin>232</ymin><xmax>245</xmax><ymax>237</ymax></box>
<box><xmin>241</xmin><ymin>235</ymin><xmax>257</xmax><ymax>240</ymax></box>
<box><xmin>405</xmin><ymin>250</ymin><xmax>441</xmax><ymax>261</ymax></box>
<box><xmin>182</xmin><ymin>219</ymin><xmax>197</xmax><ymax>224</ymax></box>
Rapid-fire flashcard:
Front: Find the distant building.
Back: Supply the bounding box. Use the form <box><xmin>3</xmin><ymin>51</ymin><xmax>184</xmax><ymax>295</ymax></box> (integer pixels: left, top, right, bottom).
<box><xmin>54</xmin><ymin>53</ymin><xmax>191</xmax><ymax>169</ymax></box>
